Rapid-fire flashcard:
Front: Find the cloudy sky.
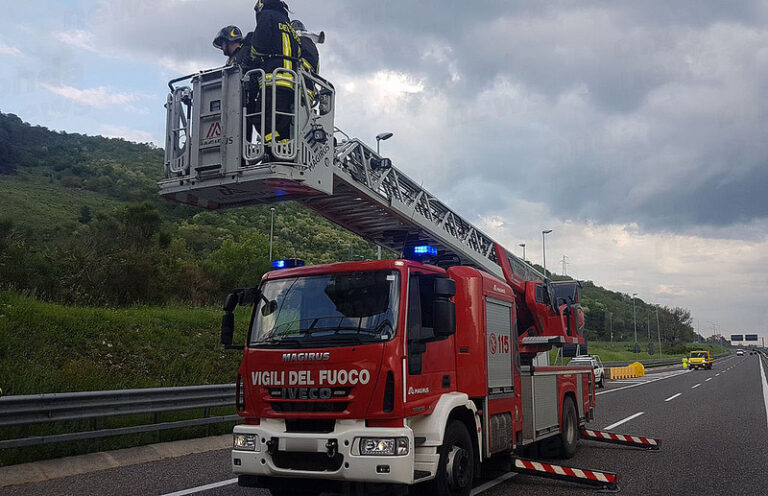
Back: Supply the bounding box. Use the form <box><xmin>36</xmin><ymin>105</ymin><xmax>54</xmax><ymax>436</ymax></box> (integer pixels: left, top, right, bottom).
<box><xmin>2</xmin><ymin>0</ymin><xmax>767</xmax><ymax>341</ymax></box>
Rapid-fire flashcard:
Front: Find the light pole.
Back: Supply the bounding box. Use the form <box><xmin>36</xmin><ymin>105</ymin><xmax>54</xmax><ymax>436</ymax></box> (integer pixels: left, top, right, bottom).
<box><xmin>632</xmin><ymin>293</ymin><xmax>638</xmax><ymax>352</ymax></box>
<box><xmin>519</xmin><ymin>243</ymin><xmax>526</xmax><ymax>261</ymax></box>
<box><xmin>656</xmin><ymin>306</ymin><xmax>662</xmax><ymax>358</ymax></box>
<box><xmin>269</xmin><ymin>207</ymin><xmax>276</xmax><ymax>264</ymax></box>
<box><xmin>608</xmin><ymin>312</ymin><xmax>613</xmax><ymax>342</ymax></box>
<box><xmin>542</xmin><ymin>230</ymin><xmax>552</xmax><ymax>277</ymax></box>
<box><xmin>376</xmin><ymin>132</ymin><xmax>393</xmax><ymax>155</ymax></box>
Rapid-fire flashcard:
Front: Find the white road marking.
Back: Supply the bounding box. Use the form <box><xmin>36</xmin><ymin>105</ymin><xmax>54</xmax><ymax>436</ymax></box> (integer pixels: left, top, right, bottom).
<box><xmin>665</xmin><ymin>393</ymin><xmax>682</xmax><ymax>402</ymax></box>
<box><xmin>604</xmin><ymin>411</ymin><xmax>645</xmax><ymax>430</ymax></box>
<box><xmin>705</xmin><ymin>378</ymin><xmax>712</xmax><ymax>382</ymax></box>
<box><xmin>598</xmin><ymin>370</ymin><xmax>688</xmax><ymax>396</ymax></box>
<box><xmin>759</xmin><ymin>357</ymin><xmax>768</xmax><ymax>430</ymax></box>
<box><xmin>471</xmin><ymin>472</ymin><xmax>518</xmax><ymax>495</ymax></box>
<box><xmin>691</xmin><ymin>384</ymin><xmax>701</xmax><ymax>389</ymax></box>
<box><xmin>159</xmin><ymin>478</ymin><xmax>238</xmax><ymax>496</ymax></box>
<box><xmin>716</xmin><ymin>373</ymin><xmax>721</xmax><ymax>376</ymax></box>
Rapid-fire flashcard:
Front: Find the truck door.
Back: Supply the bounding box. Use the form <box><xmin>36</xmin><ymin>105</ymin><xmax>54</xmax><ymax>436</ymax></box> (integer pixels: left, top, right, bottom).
<box><xmin>405</xmin><ymin>272</ymin><xmax>454</xmax><ymax>411</ymax></box>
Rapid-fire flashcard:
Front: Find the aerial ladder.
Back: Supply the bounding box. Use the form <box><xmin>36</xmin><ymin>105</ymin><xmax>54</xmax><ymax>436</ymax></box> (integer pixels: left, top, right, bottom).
<box><xmin>160</xmin><ymin>64</ymin><xmax>585</xmax><ymax>360</ymax></box>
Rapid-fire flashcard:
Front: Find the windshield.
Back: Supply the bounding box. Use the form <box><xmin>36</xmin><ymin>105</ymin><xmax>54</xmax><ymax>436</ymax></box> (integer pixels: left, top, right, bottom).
<box><xmin>690</xmin><ymin>352</ymin><xmax>707</xmax><ymax>358</ymax></box>
<box><xmin>249</xmin><ymin>270</ymin><xmax>400</xmax><ymax>348</ymax></box>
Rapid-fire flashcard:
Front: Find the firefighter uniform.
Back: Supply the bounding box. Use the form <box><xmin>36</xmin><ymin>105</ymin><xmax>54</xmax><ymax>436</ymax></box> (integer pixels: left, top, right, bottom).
<box><xmin>251</xmin><ymin>0</ymin><xmax>302</xmax><ymax>143</ymax></box>
<box><xmin>292</xmin><ymin>20</ymin><xmax>320</xmax><ymax>103</ymax></box>
<box><xmin>229</xmin><ymin>32</ymin><xmax>254</xmax><ymax>69</ymax></box>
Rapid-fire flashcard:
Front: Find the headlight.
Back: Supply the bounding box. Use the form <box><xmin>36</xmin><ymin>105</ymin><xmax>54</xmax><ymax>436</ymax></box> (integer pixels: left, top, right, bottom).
<box><xmin>233</xmin><ymin>434</ymin><xmax>259</xmax><ymax>451</ymax></box>
<box><xmin>359</xmin><ymin>437</ymin><xmax>409</xmax><ymax>456</ymax></box>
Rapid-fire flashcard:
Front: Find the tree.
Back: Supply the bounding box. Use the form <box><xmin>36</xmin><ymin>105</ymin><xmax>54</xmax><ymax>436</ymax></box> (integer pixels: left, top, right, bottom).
<box><xmin>79</xmin><ymin>206</ymin><xmax>92</xmax><ymax>224</ymax></box>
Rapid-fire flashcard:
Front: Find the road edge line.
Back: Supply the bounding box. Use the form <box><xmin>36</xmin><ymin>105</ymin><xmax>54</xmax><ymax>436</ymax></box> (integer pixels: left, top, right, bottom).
<box><xmin>759</xmin><ymin>356</ymin><xmax>768</xmax><ymax>429</ymax></box>
<box><xmin>603</xmin><ymin>411</ymin><xmax>645</xmax><ymax>431</ymax></box>
<box><xmin>470</xmin><ymin>472</ymin><xmax>518</xmax><ymax>495</ymax></box>
<box><xmin>160</xmin><ymin>478</ymin><xmax>238</xmax><ymax>496</ymax></box>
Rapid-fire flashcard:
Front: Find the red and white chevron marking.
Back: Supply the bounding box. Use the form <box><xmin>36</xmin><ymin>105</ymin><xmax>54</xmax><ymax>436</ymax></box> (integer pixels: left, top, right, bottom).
<box><xmin>582</xmin><ymin>429</ymin><xmax>661</xmax><ymax>447</ymax></box>
<box><xmin>514</xmin><ymin>459</ymin><xmax>618</xmax><ymax>485</ymax></box>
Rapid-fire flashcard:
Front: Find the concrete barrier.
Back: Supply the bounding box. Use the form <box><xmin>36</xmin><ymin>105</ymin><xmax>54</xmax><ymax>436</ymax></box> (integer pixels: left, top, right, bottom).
<box><xmin>609</xmin><ymin>362</ymin><xmax>645</xmax><ymax>379</ymax></box>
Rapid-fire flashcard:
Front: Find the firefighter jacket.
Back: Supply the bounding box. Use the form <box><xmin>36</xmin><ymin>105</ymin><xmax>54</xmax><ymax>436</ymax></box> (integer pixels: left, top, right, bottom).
<box><xmin>227</xmin><ymin>32</ymin><xmax>255</xmax><ymax>69</ymax></box>
<box><xmin>299</xmin><ymin>35</ymin><xmax>319</xmax><ymax>74</ymax></box>
<box><xmin>251</xmin><ymin>0</ymin><xmax>302</xmax><ymax>88</ymax></box>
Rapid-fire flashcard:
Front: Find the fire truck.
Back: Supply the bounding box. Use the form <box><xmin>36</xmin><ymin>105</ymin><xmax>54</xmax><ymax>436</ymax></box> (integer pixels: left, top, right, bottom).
<box><xmin>160</xmin><ymin>64</ymin><xmax>659</xmax><ymax>495</ymax></box>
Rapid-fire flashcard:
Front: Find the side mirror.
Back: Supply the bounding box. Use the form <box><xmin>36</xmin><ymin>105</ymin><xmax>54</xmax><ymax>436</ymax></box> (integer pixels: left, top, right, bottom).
<box><xmin>221</xmin><ymin>312</ymin><xmax>235</xmax><ymax>346</ymax></box>
<box><xmin>433</xmin><ymin>299</ymin><xmax>456</xmax><ymax>338</ymax></box>
<box><xmin>224</xmin><ymin>292</ymin><xmax>239</xmax><ymax>312</ymax></box>
<box><xmin>434</xmin><ymin>277</ymin><xmax>456</xmax><ymax>298</ymax></box>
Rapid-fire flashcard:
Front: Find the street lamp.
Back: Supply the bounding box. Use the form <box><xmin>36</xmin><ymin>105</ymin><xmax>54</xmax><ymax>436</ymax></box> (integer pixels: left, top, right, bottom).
<box><xmin>632</xmin><ymin>293</ymin><xmax>638</xmax><ymax>353</ymax></box>
<box><xmin>519</xmin><ymin>243</ymin><xmax>526</xmax><ymax>261</ymax></box>
<box><xmin>269</xmin><ymin>207</ymin><xmax>276</xmax><ymax>264</ymax></box>
<box><xmin>376</xmin><ymin>132</ymin><xmax>393</xmax><ymax>155</ymax></box>
<box><xmin>656</xmin><ymin>306</ymin><xmax>662</xmax><ymax>358</ymax></box>
<box><xmin>541</xmin><ymin>230</ymin><xmax>552</xmax><ymax>276</ymax></box>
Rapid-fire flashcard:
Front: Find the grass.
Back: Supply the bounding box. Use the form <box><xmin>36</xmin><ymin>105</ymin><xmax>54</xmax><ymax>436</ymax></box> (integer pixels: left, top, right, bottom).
<box><xmin>0</xmin><ymin>174</ymin><xmax>124</xmax><ymax>243</ymax></box>
<box><xmin>549</xmin><ymin>340</ymin><xmax>731</xmax><ymax>364</ymax></box>
<box><xmin>0</xmin><ymin>291</ymin><xmax>252</xmax><ymax>395</ymax></box>
<box><xmin>0</xmin><ymin>291</ymin><xmax>253</xmax><ymax>466</ymax></box>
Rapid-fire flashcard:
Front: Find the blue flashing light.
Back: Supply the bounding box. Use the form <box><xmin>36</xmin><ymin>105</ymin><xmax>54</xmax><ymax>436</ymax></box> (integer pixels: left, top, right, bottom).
<box><xmin>405</xmin><ymin>244</ymin><xmax>438</xmax><ymax>261</ymax></box>
<box><xmin>272</xmin><ymin>259</ymin><xmax>305</xmax><ymax>270</ymax></box>
<box><xmin>413</xmin><ymin>245</ymin><xmax>438</xmax><ymax>256</ymax></box>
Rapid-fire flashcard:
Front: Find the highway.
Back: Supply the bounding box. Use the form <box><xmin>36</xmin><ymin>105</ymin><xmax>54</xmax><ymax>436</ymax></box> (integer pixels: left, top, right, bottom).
<box><xmin>5</xmin><ymin>353</ymin><xmax>767</xmax><ymax>496</ymax></box>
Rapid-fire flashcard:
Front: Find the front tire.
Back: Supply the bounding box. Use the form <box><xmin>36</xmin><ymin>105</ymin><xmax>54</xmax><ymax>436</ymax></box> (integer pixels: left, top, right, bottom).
<box><xmin>426</xmin><ymin>420</ymin><xmax>475</xmax><ymax>496</ymax></box>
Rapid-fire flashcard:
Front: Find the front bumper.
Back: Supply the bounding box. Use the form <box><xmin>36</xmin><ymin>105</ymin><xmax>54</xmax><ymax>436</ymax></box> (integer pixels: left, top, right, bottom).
<box><xmin>231</xmin><ymin>419</ymin><xmax>416</xmax><ymax>485</ymax></box>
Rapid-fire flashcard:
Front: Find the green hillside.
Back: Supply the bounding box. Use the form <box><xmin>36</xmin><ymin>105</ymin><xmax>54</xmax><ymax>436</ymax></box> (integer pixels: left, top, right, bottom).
<box><xmin>0</xmin><ymin>111</ymin><xmax>707</xmax><ymax>339</ymax></box>
<box><xmin>0</xmin><ymin>111</ymin><xmax>379</xmax><ymax>306</ymax></box>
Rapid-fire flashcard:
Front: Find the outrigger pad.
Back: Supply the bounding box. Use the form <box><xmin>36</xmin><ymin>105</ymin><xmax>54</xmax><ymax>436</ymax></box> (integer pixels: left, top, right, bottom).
<box><xmin>581</xmin><ymin>429</ymin><xmax>662</xmax><ymax>450</ymax></box>
<box><xmin>512</xmin><ymin>458</ymin><xmax>619</xmax><ymax>491</ymax></box>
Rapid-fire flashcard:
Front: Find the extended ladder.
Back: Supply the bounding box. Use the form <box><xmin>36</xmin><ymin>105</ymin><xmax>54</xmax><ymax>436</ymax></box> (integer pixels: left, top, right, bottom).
<box><xmin>160</xmin><ymin>66</ymin><xmax>545</xmax><ymax>288</ymax></box>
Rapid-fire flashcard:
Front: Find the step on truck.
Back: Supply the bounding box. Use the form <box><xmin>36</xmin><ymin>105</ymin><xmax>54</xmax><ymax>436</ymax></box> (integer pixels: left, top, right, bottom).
<box><xmin>160</xmin><ymin>63</ymin><xmax>659</xmax><ymax>494</ymax></box>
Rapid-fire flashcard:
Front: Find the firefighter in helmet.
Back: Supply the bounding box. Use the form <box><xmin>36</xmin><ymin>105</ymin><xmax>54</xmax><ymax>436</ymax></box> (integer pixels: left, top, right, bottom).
<box><xmin>212</xmin><ymin>26</ymin><xmax>253</xmax><ymax>69</ymax></box>
<box><xmin>250</xmin><ymin>0</ymin><xmax>301</xmax><ymax>145</ymax></box>
<box><xmin>290</xmin><ymin>19</ymin><xmax>321</xmax><ymax>76</ymax></box>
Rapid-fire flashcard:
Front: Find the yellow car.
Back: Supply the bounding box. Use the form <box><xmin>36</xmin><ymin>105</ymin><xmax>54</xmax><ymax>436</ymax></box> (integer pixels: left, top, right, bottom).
<box><xmin>688</xmin><ymin>350</ymin><xmax>713</xmax><ymax>370</ymax></box>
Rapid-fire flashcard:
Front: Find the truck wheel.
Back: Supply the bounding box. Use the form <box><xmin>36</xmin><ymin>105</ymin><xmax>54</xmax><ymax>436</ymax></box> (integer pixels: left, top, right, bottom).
<box><xmin>557</xmin><ymin>398</ymin><xmax>579</xmax><ymax>459</ymax></box>
<box><xmin>426</xmin><ymin>420</ymin><xmax>475</xmax><ymax>496</ymax></box>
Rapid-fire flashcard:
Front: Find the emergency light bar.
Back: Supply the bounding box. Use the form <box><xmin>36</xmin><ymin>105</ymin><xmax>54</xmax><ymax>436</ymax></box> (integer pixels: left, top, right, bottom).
<box><xmin>272</xmin><ymin>259</ymin><xmax>306</xmax><ymax>269</ymax></box>
<box><xmin>405</xmin><ymin>244</ymin><xmax>438</xmax><ymax>261</ymax></box>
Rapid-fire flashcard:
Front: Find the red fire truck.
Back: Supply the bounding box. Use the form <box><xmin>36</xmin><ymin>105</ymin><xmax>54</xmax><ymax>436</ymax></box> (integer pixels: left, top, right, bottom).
<box><xmin>160</xmin><ymin>65</ymin><xmax>658</xmax><ymax>495</ymax></box>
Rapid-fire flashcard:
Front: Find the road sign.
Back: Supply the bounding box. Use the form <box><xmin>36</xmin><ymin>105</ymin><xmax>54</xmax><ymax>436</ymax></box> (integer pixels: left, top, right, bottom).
<box><xmin>731</xmin><ymin>334</ymin><xmax>744</xmax><ymax>341</ymax></box>
<box><xmin>745</xmin><ymin>334</ymin><xmax>758</xmax><ymax>341</ymax></box>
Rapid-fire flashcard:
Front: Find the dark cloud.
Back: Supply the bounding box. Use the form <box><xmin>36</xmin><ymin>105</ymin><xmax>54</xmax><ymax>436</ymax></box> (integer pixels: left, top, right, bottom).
<box><xmin>85</xmin><ymin>0</ymin><xmax>768</xmax><ymax>236</ymax></box>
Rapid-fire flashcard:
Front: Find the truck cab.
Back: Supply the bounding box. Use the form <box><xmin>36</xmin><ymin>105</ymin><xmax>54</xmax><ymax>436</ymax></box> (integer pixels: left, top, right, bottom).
<box><xmin>688</xmin><ymin>350</ymin><xmax>713</xmax><ymax>370</ymax></box>
<box><xmin>222</xmin><ymin>257</ymin><xmax>595</xmax><ymax>495</ymax></box>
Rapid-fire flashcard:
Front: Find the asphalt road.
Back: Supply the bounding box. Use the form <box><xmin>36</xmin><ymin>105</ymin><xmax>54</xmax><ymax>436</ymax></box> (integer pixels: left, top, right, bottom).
<box><xmin>5</xmin><ymin>353</ymin><xmax>767</xmax><ymax>496</ymax></box>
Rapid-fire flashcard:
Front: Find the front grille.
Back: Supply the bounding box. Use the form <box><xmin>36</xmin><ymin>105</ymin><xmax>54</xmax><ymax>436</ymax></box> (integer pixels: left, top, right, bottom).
<box><xmin>285</xmin><ymin>419</ymin><xmax>336</xmax><ymax>433</ymax></box>
<box><xmin>271</xmin><ymin>402</ymin><xmax>348</xmax><ymax>413</ymax></box>
<box><xmin>267</xmin><ymin>388</ymin><xmax>351</xmax><ymax>399</ymax></box>
<box><xmin>272</xmin><ymin>451</ymin><xmax>344</xmax><ymax>472</ymax></box>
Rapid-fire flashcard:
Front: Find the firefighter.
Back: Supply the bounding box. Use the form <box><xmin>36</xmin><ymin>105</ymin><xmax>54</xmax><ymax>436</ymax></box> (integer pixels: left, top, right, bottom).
<box><xmin>250</xmin><ymin>0</ymin><xmax>302</xmax><ymax>144</ymax></box>
<box><xmin>682</xmin><ymin>356</ymin><xmax>688</xmax><ymax>369</ymax></box>
<box><xmin>290</xmin><ymin>19</ymin><xmax>320</xmax><ymax>75</ymax></box>
<box><xmin>291</xmin><ymin>19</ymin><xmax>322</xmax><ymax>103</ymax></box>
<box><xmin>212</xmin><ymin>26</ymin><xmax>253</xmax><ymax>69</ymax></box>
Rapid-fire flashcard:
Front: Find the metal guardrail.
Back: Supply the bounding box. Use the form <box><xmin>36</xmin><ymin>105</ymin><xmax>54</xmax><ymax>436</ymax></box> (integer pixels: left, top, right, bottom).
<box><xmin>0</xmin><ymin>384</ymin><xmax>238</xmax><ymax>450</ymax></box>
